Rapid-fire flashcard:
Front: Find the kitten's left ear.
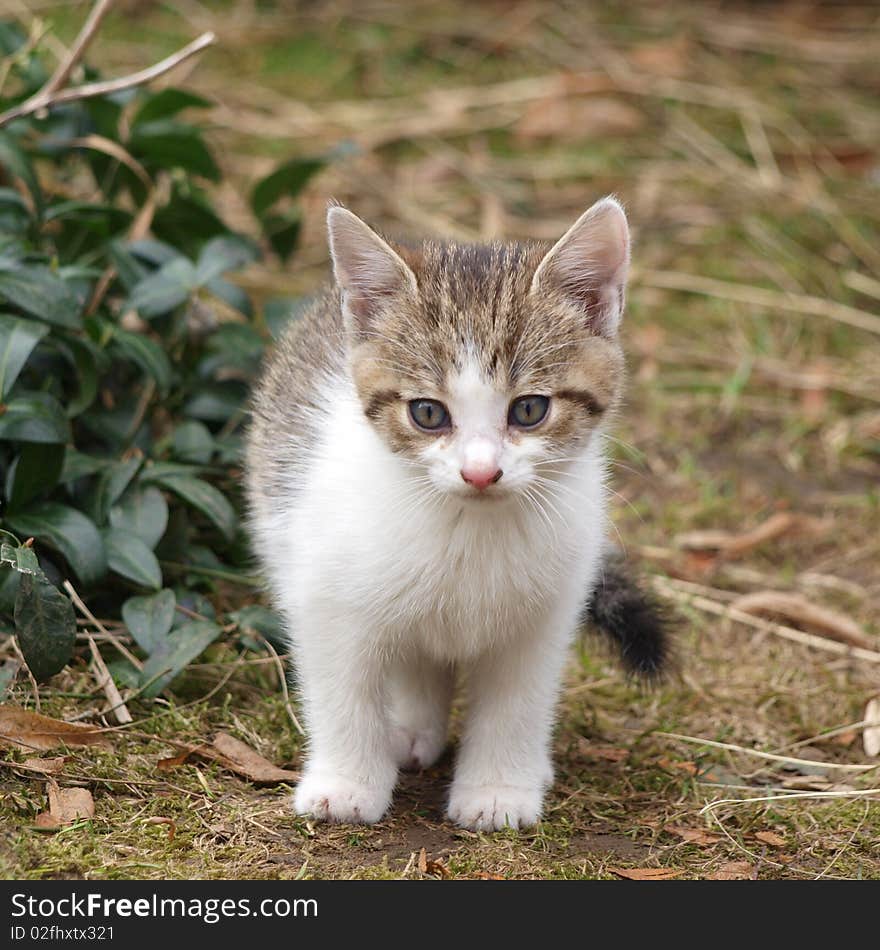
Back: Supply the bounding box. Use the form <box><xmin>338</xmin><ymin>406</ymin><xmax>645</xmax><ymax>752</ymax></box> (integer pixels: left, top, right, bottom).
<box><xmin>531</xmin><ymin>196</ymin><xmax>630</xmax><ymax>337</ymax></box>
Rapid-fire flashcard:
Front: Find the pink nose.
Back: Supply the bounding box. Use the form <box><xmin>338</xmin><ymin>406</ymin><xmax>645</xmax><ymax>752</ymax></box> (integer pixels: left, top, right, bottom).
<box><xmin>461</xmin><ymin>467</ymin><xmax>503</xmax><ymax>490</ymax></box>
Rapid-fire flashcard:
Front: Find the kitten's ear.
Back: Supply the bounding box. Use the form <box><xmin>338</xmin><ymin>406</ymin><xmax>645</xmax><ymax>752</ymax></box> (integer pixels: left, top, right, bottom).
<box><xmin>531</xmin><ymin>196</ymin><xmax>630</xmax><ymax>337</ymax></box>
<box><xmin>327</xmin><ymin>205</ymin><xmax>417</xmax><ymax>335</ymax></box>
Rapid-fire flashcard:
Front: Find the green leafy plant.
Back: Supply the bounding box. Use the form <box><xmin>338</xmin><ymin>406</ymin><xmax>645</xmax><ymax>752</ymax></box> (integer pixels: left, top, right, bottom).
<box><xmin>0</xmin><ymin>15</ymin><xmax>326</xmax><ymax>694</ymax></box>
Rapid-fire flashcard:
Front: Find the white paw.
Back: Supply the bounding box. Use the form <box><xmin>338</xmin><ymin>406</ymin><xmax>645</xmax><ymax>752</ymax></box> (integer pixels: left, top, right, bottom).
<box><xmin>447</xmin><ymin>784</ymin><xmax>543</xmax><ymax>831</ymax></box>
<box><xmin>293</xmin><ymin>772</ymin><xmax>391</xmax><ymax>824</ymax></box>
<box><xmin>390</xmin><ymin>725</ymin><xmax>446</xmax><ymax>771</ymax></box>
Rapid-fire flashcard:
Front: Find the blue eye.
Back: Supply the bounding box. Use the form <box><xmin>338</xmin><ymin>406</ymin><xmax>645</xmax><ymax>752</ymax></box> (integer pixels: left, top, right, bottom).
<box><xmin>509</xmin><ymin>395</ymin><xmax>549</xmax><ymax>428</ymax></box>
<box><xmin>409</xmin><ymin>399</ymin><xmax>450</xmax><ymax>431</ymax></box>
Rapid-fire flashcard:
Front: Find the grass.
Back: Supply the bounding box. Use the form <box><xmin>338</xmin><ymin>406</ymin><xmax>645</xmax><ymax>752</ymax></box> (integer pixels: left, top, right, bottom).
<box><xmin>2</xmin><ymin>0</ymin><xmax>879</xmax><ymax>880</ymax></box>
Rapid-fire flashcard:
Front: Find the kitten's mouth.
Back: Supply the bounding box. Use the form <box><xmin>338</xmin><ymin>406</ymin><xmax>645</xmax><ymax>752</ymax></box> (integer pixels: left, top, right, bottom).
<box><xmin>460</xmin><ymin>488</ymin><xmax>507</xmax><ymax>502</ymax></box>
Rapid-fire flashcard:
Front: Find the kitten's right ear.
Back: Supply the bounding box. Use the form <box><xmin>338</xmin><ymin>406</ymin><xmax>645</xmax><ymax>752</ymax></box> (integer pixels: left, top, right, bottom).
<box><xmin>327</xmin><ymin>206</ymin><xmax>417</xmax><ymax>336</ymax></box>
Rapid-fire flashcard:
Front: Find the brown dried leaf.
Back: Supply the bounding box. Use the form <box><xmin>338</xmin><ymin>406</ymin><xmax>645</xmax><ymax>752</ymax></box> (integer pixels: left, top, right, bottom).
<box><xmin>610</xmin><ymin>867</ymin><xmax>682</xmax><ymax>880</ymax></box>
<box><xmin>154</xmin><ymin>733</ymin><xmax>298</xmax><ymax>784</ymax></box>
<box><xmin>831</xmin><ymin>731</ymin><xmax>858</xmax><ymax>748</ymax></box>
<box><xmin>675</xmin><ymin>512</ymin><xmax>805</xmax><ymax>559</ymax></box>
<box><xmin>0</xmin><ymin>706</ymin><xmax>109</xmax><ymax>752</ymax></box>
<box><xmin>17</xmin><ymin>756</ymin><xmax>66</xmax><ymax>775</ymax></box>
<box><xmin>781</xmin><ymin>775</ymin><xmax>834</xmax><ymax>791</ymax></box>
<box><xmin>732</xmin><ymin>591</ymin><xmax>872</xmax><ymax>649</ymax></box>
<box><xmin>144</xmin><ymin>816</ymin><xmax>176</xmax><ymax>841</ymax></box>
<box><xmin>425</xmin><ymin>858</ymin><xmax>450</xmax><ymax>879</ymax></box>
<box><xmin>627</xmin><ymin>37</ymin><xmax>691</xmax><ymax>77</ymax></box>
<box><xmin>675</xmin><ymin>530</ymin><xmax>734</xmax><ymax>552</ymax></box>
<box><xmin>35</xmin><ymin>781</ymin><xmax>95</xmax><ymax>829</ymax></box>
<box><xmin>417</xmin><ymin>847</ymin><xmax>428</xmax><ymax>874</ymax></box>
<box><xmin>476</xmin><ymin>871</ymin><xmax>505</xmax><ymax>880</ymax></box>
<box><xmin>578</xmin><ymin>739</ymin><xmax>629</xmax><ymax>762</ymax></box>
<box><xmin>209</xmin><ymin>732</ymin><xmax>300</xmax><ymax>784</ymax></box>
<box><xmin>657</xmin><ymin>757</ymin><xmax>698</xmax><ymax>775</ymax></box>
<box><xmin>707</xmin><ymin>861</ymin><xmax>754</xmax><ymax>880</ymax></box>
<box><xmin>515</xmin><ymin>97</ymin><xmax>644</xmax><ymax>142</ymax></box>
<box><xmin>754</xmin><ymin>830</ymin><xmax>786</xmax><ymax>848</ymax></box>
<box><xmin>157</xmin><ymin>749</ymin><xmax>194</xmax><ymax>771</ymax></box>
<box><xmin>863</xmin><ymin>697</ymin><xmax>880</xmax><ymax>758</ymax></box>
<box><xmin>667</xmin><ymin>825</ymin><xmax>722</xmax><ymax>846</ymax></box>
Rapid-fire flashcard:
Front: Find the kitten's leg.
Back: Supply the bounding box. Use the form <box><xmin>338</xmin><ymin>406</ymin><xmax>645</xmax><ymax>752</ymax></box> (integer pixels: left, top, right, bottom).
<box><xmin>291</xmin><ymin>611</ymin><xmax>397</xmax><ymax>825</ymax></box>
<box><xmin>388</xmin><ymin>655</ymin><xmax>454</xmax><ymax>771</ymax></box>
<box><xmin>448</xmin><ymin>614</ymin><xmax>573</xmax><ymax>832</ymax></box>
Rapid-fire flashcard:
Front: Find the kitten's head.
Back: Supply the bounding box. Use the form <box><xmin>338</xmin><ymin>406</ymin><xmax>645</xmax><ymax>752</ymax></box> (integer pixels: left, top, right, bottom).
<box><xmin>328</xmin><ymin>198</ymin><xmax>629</xmax><ymax>500</ymax></box>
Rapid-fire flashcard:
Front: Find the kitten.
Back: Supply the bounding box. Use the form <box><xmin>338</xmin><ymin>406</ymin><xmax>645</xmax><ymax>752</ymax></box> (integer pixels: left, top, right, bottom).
<box><xmin>245</xmin><ymin>196</ymin><xmax>667</xmax><ymax>830</ymax></box>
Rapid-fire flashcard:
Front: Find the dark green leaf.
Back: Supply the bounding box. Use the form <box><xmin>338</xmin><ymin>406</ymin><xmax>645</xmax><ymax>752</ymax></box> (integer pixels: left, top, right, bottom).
<box><xmin>205</xmin><ymin>277</ymin><xmax>252</xmax><ymax>317</ymax></box>
<box><xmin>139</xmin><ymin>619</ymin><xmax>223</xmax><ymax>697</ymax></box>
<box><xmin>261</xmin><ymin>209</ymin><xmax>302</xmax><ymax>262</ymax></box>
<box><xmin>229</xmin><ymin>604</ymin><xmax>284</xmax><ymax>642</ymax></box>
<box><xmin>171</xmin><ymin>420</ymin><xmax>215</xmax><ymax>464</ymax></box>
<box><xmin>250</xmin><ymin>157</ymin><xmax>324</xmax><ymax>218</ymax></box>
<box><xmin>5</xmin><ymin>503</ymin><xmax>106</xmax><ymax>585</ymax></box>
<box><xmin>132</xmin><ymin>88</ymin><xmax>212</xmax><ymax>127</ymax></box>
<box><xmin>0</xmin><ymin>21</ymin><xmax>28</xmax><ymax>56</ymax></box>
<box><xmin>0</xmin><ymin>541</ymin><xmax>41</xmax><ymax>576</ymax></box>
<box><xmin>151</xmin><ymin>190</ymin><xmax>229</xmax><ymax>256</ymax></box>
<box><xmin>127</xmin><ymin>238</ymin><xmax>183</xmax><ymax>267</ymax></box>
<box><xmin>195</xmin><ymin>234</ymin><xmax>260</xmax><ymax>285</ymax></box>
<box><xmin>60</xmin><ymin>449</ymin><xmax>109</xmax><ymax>484</ymax></box>
<box><xmin>85</xmin><ymin>455</ymin><xmax>142</xmax><ymax>525</ymax></box>
<box><xmin>102</xmin><ymin>527</ymin><xmax>161</xmax><ymax>590</ymax></box>
<box><xmin>0</xmin><ymin>262</ymin><xmax>81</xmax><ymax>328</ymax></box>
<box><xmin>44</xmin><ymin>200</ymin><xmax>131</xmax><ymax>229</ymax></box>
<box><xmin>110</xmin><ymin>327</ymin><xmax>173</xmax><ymax>393</ymax></box>
<box><xmin>109</xmin><ymin>485</ymin><xmax>169</xmax><ymax>549</ymax></box>
<box><xmin>108</xmin><ymin>240</ymin><xmax>149</xmax><ymax>291</ymax></box>
<box><xmin>122</xmin><ymin>588</ymin><xmax>176</xmax><ymax>653</ymax></box>
<box><xmin>0</xmin><ymin>313</ymin><xmax>49</xmax><ymax>397</ymax></box>
<box><xmin>14</xmin><ymin>571</ymin><xmax>76</xmax><ymax>681</ymax></box>
<box><xmin>0</xmin><ymin>129</ymin><xmax>42</xmax><ymax>216</ymax></box>
<box><xmin>141</xmin><ymin>469</ymin><xmax>235</xmax><ymax>540</ymax></box>
<box><xmin>0</xmin><ymin>392</ymin><xmax>70</xmax><ymax>444</ymax></box>
<box><xmin>0</xmin><ymin>565</ymin><xmax>20</xmax><ymax>614</ymax></box>
<box><xmin>5</xmin><ymin>443</ymin><xmax>65</xmax><ymax>512</ymax></box>
<box><xmin>0</xmin><ymin>188</ymin><xmax>30</xmax><ymax>235</ymax></box>
<box><xmin>128</xmin><ymin>258</ymin><xmax>197</xmax><ymax>318</ymax></box>
<box><xmin>55</xmin><ymin>335</ymin><xmax>99</xmax><ymax>417</ymax></box>
<box><xmin>183</xmin><ymin>381</ymin><xmax>247</xmax><ymax>422</ymax></box>
<box><xmin>105</xmin><ymin>657</ymin><xmax>141</xmax><ymax>689</ymax></box>
<box><xmin>129</xmin><ymin>120</ymin><xmax>220</xmax><ymax>181</ymax></box>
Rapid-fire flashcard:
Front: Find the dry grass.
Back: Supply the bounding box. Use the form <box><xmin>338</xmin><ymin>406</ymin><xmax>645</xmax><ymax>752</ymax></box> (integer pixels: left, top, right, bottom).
<box><xmin>2</xmin><ymin>0</ymin><xmax>879</xmax><ymax>880</ymax></box>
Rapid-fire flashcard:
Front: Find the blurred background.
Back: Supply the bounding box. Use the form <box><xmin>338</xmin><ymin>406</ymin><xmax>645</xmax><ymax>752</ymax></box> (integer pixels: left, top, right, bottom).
<box><xmin>1</xmin><ymin>0</ymin><xmax>878</xmax><ymax>879</ymax></box>
<box><xmin>46</xmin><ymin>0</ymin><xmax>879</xmax><ymax>615</ymax></box>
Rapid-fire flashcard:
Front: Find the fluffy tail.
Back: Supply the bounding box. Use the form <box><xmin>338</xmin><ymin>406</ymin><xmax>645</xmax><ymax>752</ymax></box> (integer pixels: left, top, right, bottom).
<box><xmin>585</xmin><ymin>558</ymin><xmax>670</xmax><ymax>678</ymax></box>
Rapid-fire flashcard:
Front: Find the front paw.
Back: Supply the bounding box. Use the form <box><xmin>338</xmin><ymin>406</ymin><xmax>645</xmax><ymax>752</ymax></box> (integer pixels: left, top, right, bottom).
<box><xmin>293</xmin><ymin>772</ymin><xmax>392</xmax><ymax>824</ymax></box>
<box><xmin>447</xmin><ymin>783</ymin><xmax>543</xmax><ymax>831</ymax></box>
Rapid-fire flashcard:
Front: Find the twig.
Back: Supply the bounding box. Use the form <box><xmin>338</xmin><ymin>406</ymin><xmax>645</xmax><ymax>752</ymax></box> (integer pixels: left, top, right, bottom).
<box><xmin>772</xmin><ymin>719</ymin><xmax>874</xmax><ymax>755</ymax></box>
<box><xmin>636</xmin><ymin>269</ymin><xmax>880</xmax><ymax>337</ymax></box>
<box><xmin>655</xmin><ymin>731</ymin><xmax>876</xmax><ymax>773</ymax></box>
<box><xmin>10</xmin><ymin>636</ymin><xmax>40</xmax><ymax>711</ymax></box>
<box><xmin>86</xmin><ymin>635</ymin><xmax>132</xmax><ymax>725</ymax></box>
<box><xmin>62</xmin><ymin>580</ymin><xmax>143</xmax><ymax>671</ymax></box>
<box><xmin>257</xmin><ymin>633</ymin><xmax>303</xmax><ymax>736</ymax></box>
<box><xmin>652</xmin><ymin>576</ymin><xmax>880</xmax><ymax>665</ymax></box>
<box><xmin>0</xmin><ymin>30</ymin><xmax>216</xmax><ymax>128</ymax></box>
<box><xmin>39</xmin><ymin>0</ymin><xmax>115</xmax><ymax>99</ymax></box>
<box><xmin>701</xmin><ymin>788</ymin><xmax>880</xmax><ymax>813</ymax></box>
